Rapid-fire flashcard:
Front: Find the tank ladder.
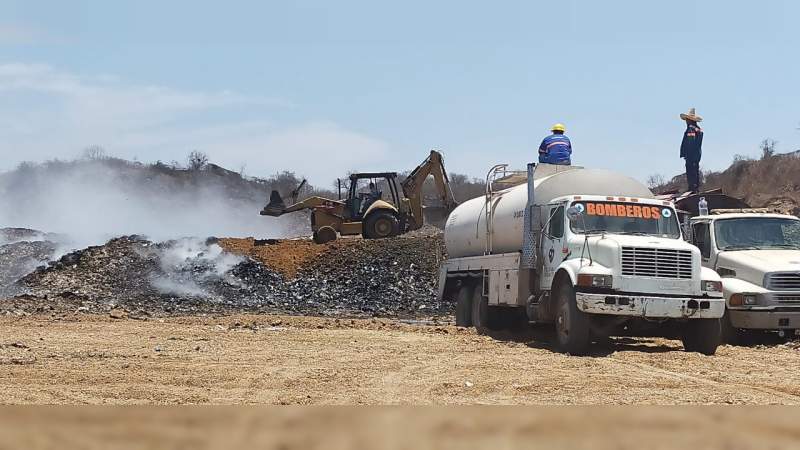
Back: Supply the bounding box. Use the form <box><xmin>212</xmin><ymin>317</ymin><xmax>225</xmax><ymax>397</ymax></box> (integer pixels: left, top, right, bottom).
<box><xmin>483</xmin><ymin>164</ymin><xmax>527</xmax><ymax>255</ymax></box>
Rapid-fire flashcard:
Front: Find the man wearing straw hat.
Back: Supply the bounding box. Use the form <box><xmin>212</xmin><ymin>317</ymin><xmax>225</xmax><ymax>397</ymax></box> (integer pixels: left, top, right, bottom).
<box><xmin>680</xmin><ymin>108</ymin><xmax>704</xmax><ymax>193</ymax></box>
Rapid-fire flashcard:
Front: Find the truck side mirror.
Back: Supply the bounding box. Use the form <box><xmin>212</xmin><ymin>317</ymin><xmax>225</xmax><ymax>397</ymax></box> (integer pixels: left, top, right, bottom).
<box><xmin>566</xmin><ymin>206</ymin><xmax>582</xmax><ymax>221</ymax></box>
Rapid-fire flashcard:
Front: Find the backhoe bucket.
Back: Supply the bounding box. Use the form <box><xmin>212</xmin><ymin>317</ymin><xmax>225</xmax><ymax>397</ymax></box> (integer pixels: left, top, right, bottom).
<box><xmin>422</xmin><ymin>205</ymin><xmax>454</xmax><ymax>228</ymax></box>
<box><xmin>260</xmin><ymin>190</ymin><xmax>287</xmax><ymax>216</ymax></box>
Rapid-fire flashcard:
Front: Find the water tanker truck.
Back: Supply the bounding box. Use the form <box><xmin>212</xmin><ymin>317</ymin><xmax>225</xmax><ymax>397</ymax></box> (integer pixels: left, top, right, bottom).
<box><xmin>437</xmin><ymin>163</ymin><xmax>725</xmax><ymax>355</ymax></box>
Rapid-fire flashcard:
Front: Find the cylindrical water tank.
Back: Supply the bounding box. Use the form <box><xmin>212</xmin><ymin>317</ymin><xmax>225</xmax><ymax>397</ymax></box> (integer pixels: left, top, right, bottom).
<box><xmin>444</xmin><ymin>167</ymin><xmax>654</xmax><ymax>258</ymax></box>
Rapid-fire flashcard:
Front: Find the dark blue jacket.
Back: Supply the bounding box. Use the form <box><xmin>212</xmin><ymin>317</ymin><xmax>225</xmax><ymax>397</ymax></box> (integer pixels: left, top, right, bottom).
<box><xmin>538</xmin><ymin>134</ymin><xmax>572</xmax><ymax>164</ymax></box>
<box><xmin>680</xmin><ymin>124</ymin><xmax>703</xmax><ymax>161</ymax></box>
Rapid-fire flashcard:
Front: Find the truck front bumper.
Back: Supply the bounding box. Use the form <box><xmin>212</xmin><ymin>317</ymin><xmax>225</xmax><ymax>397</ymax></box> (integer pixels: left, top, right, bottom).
<box><xmin>730</xmin><ymin>309</ymin><xmax>800</xmax><ymax>330</ymax></box>
<box><xmin>576</xmin><ymin>292</ymin><xmax>725</xmax><ymax>319</ymax></box>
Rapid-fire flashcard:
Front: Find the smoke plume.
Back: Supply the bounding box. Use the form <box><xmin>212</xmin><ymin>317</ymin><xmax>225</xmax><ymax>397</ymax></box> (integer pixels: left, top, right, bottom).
<box><xmin>0</xmin><ymin>158</ymin><xmax>296</xmax><ymax>252</ymax></box>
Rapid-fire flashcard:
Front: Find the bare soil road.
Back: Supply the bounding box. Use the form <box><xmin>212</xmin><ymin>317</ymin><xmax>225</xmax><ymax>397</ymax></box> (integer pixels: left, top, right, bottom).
<box><xmin>2</xmin><ymin>314</ymin><xmax>800</xmax><ymax>405</ymax></box>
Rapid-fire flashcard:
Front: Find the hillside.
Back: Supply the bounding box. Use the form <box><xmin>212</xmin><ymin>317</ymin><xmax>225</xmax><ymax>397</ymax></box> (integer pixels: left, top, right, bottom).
<box><xmin>653</xmin><ymin>151</ymin><xmax>800</xmax><ymax>215</ymax></box>
<box><xmin>0</xmin><ymin>155</ymin><xmax>486</xmax><ymax>246</ymax></box>
<box><xmin>0</xmin><ymin>157</ymin><xmax>306</xmax><ymax>244</ymax></box>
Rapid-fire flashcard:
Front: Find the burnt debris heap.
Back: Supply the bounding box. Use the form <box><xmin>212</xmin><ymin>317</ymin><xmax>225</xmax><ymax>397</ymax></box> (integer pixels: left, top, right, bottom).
<box><xmin>0</xmin><ymin>227</ymin><xmax>450</xmax><ymax>318</ymax></box>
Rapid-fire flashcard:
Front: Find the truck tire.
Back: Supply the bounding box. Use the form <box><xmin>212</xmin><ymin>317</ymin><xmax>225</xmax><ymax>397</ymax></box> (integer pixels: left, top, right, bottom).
<box><xmin>313</xmin><ymin>226</ymin><xmax>337</xmax><ymax>244</ymax></box>
<box><xmin>682</xmin><ymin>319</ymin><xmax>721</xmax><ymax>355</ymax></box>
<box><xmin>471</xmin><ymin>283</ymin><xmax>503</xmax><ymax>333</ymax></box>
<box><xmin>553</xmin><ymin>282</ymin><xmax>591</xmax><ymax>355</ymax></box>
<box><xmin>363</xmin><ymin>211</ymin><xmax>400</xmax><ymax>239</ymax></box>
<box><xmin>720</xmin><ymin>308</ymin><xmax>745</xmax><ymax>345</ymax></box>
<box><xmin>455</xmin><ymin>282</ymin><xmax>473</xmax><ymax>327</ymax></box>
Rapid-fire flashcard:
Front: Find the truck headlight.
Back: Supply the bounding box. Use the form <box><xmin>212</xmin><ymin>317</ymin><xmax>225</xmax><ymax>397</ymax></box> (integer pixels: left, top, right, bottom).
<box><xmin>730</xmin><ymin>293</ymin><xmax>758</xmax><ymax>306</ymax></box>
<box><xmin>577</xmin><ymin>274</ymin><xmax>613</xmax><ymax>288</ymax></box>
<box><xmin>701</xmin><ymin>280</ymin><xmax>722</xmax><ymax>293</ymax></box>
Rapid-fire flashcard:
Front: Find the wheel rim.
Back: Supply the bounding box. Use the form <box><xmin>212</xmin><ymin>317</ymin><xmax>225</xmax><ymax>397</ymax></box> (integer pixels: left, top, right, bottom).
<box><xmin>373</xmin><ymin>217</ymin><xmax>393</xmax><ymax>237</ymax></box>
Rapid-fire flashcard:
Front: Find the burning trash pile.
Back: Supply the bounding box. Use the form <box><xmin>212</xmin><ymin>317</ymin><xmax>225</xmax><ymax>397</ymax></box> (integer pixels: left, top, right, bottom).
<box><xmin>1</xmin><ymin>227</ymin><xmax>450</xmax><ymax>318</ymax></box>
<box><xmin>0</xmin><ymin>228</ymin><xmax>61</xmax><ymax>290</ymax></box>
<box><xmin>220</xmin><ymin>233</ymin><xmax>448</xmax><ymax>316</ymax></box>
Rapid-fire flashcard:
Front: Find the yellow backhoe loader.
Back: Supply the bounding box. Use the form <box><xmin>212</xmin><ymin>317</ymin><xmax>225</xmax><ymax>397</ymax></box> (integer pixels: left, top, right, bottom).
<box><xmin>260</xmin><ymin>150</ymin><xmax>458</xmax><ymax>244</ymax></box>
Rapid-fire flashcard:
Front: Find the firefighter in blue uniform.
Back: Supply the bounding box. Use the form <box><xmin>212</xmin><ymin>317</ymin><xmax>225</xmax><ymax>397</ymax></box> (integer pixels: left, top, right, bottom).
<box><xmin>538</xmin><ymin>123</ymin><xmax>572</xmax><ymax>165</ymax></box>
<box><xmin>679</xmin><ymin>108</ymin><xmax>704</xmax><ymax>193</ymax></box>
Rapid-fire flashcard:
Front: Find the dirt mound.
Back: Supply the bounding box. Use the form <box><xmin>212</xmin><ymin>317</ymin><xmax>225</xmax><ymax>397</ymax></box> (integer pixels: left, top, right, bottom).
<box><xmin>0</xmin><ymin>240</ymin><xmax>58</xmax><ymax>291</ymax></box>
<box><xmin>286</xmin><ymin>234</ymin><xmax>447</xmax><ymax>316</ymax></box>
<box><xmin>217</xmin><ymin>237</ymin><xmax>329</xmax><ymax>278</ymax></box>
<box><xmin>0</xmin><ymin>228</ymin><xmax>46</xmax><ymax>244</ymax></box>
<box><xmin>0</xmin><ymin>228</ymin><xmax>62</xmax><ymax>295</ymax></box>
<box><xmin>10</xmin><ymin>236</ymin><xmax>279</xmax><ymax>315</ymax></box>
<box><xmin>6</xmin><ymin>232</ymin><xmax>450</xmax><ymax>319</ymax></box>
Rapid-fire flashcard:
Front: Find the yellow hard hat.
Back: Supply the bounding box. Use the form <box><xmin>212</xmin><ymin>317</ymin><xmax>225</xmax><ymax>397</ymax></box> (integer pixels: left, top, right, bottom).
<box><xmin>551</xmin><ymin>123</ymin><xmax>566</xmax><ymax>132</ymax></box>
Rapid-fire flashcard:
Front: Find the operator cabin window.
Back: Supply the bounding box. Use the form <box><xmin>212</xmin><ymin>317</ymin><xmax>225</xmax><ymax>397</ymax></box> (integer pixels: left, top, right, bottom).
<box><xmin>549</xmin><ymin>206</ymin><xmax>565</xmax><ymax>239</ymax></box>
<box><xmin>693</xmin><ymin>223</ymin><xmax>711</xmax><ymax>259</ymax></box>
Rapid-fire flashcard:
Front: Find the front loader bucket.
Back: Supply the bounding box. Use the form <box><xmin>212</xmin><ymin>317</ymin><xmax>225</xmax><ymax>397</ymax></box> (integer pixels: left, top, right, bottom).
<box><xmin>260</xmin><ymin>190</ymin><xmax>287</xmax><ymax>216</ymax></box>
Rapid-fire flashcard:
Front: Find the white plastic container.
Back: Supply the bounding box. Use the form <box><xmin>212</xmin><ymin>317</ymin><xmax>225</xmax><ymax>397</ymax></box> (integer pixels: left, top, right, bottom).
<box><xmin>698</xmin><ymin>197</ymin><xmax>709</xmax><ymax>216</ymax></box>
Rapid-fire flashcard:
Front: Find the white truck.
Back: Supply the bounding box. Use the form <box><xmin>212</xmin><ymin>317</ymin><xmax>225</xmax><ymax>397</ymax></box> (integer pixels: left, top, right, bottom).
<box><xmin>437</xmin><ymin>163</ymin><xmax>725</xmax><ymax>355</ymax></box>
<box><xmin>687</xmin><ymin>212</ymin><xmax>800</xmax><ymax>343</ymax></box>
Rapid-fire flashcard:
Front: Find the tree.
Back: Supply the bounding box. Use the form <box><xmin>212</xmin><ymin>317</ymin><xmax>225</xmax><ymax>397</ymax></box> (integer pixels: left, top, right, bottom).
<box><xmin>646</xmin><ymin>174</ymin><xmax>666</xmax><ymax>190</ymax></box>
<box><xmin>187</xmin><ymin>150</ymin><xmax>209</xmax><ymax>171</ymax></box>
<box><xmin>82</xmin><ymin>145</ymin><xmax>107</xmax><ymax>161</ymax></box>
<box><xmin>732</xmin><ymin>154</ymin><xmax>750</xmax><ymax>164</ymax></box>
<box><xmin>760</xmin><ymin>139</ymin><xmax>777</xmax><ymax>159</ymax></box>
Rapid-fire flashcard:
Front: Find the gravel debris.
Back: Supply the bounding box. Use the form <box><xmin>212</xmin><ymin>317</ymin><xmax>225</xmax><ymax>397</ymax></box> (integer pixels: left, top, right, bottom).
<box><xmin>1</xmin><ymin>230</ymin><xmax>451</xmax><ymax>319</ymax></box>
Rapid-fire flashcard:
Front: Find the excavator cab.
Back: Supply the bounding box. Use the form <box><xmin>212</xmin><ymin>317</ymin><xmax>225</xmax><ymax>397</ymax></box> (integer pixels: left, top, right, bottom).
<box><xmin>344</xmin><ymin>172</ymin><xmax>401</xmax><ymax>221</ymax></box>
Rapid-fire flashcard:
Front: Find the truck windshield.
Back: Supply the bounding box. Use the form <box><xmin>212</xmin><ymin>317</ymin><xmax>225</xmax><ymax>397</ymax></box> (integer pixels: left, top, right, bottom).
<box><xmin>714</xmin><ymin>217</ymin><xmax>800</xmax><ymax>250</ymax></box>
<box><xmin>569</xmin><ymin>201</ymin><xmax>681</xmax><ymax>239</ymax></box>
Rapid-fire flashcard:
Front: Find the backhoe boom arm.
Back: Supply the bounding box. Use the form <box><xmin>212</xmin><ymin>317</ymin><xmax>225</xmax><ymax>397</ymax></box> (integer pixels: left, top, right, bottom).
<box><xmin>400</xmin><ymin>150</ymin><xmax>459</xmax><ymax>229</ymax></box>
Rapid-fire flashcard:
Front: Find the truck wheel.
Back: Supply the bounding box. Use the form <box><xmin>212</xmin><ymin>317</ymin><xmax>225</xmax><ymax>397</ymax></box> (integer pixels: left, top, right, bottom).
<box><xmin>682</xmin><ymin>319</ymin><xmax>721</xmax><ymax>355</ymax></box>
<box><xmin>363</xmin><ymin>211</ymin><xmax>400</xmax><ymax>239</ymax></box>
<box><xmin>313</xmin><ymin>226</ymin><xmax>337</xmax><ymax>244</ymax></box>
<box><xmin>455</xmin><ymin>282</ymin><xmax>473</xmax><ymax>327</ymax></box>
<box><xmin>721</xmin><ymin>308</ymin><xmax>745</xmax><ymax>345</ymax></box>
<box><xmin>554</xmin><ymin>282</ymin><xmax>591</xmax><ymax>355</ymax></box>
<box><xmin>471</xmin><ymin>283</ymin><xmax>502</xmax><ymax>332</ymax></box>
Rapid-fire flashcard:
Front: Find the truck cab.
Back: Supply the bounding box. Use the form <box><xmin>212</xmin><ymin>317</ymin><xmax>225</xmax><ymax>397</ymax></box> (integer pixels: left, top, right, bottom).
<box><xmin>547</xmin><ymin>195</ymin><xmax>724</xmax><ymax>319</ymax></box>
<box><xmin>688</xmin><ymin>213</ymin><xmax>800</xmax><ymax>342</ymax></box>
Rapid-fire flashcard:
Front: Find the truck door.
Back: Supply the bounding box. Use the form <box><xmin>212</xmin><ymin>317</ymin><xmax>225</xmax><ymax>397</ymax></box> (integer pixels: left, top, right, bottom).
<box><xmin>541</xmin><ymin>203</ymin><xmax>566</xmax><ymax>288</ymax></box>
<box><xmin>691</xmin><ymin>221</ymin><xmax>714</xmax><ymax>268</ymax></box>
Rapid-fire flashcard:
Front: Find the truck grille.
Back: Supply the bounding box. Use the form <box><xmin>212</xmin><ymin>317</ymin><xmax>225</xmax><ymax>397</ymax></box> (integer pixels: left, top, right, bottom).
<box><xmin>766</xmin><ymin>272</ymin><xmax>800</xmax><ymax>291</ymax></box>
<box><xmin>621</xmin><ymin>247</ymin><xmax>693</xmax><ymax>279</ymax></box>
<box><xmin>776</xmin><ymin>294</ymin><xmax>800</xmax><ymax>305</ymax></box>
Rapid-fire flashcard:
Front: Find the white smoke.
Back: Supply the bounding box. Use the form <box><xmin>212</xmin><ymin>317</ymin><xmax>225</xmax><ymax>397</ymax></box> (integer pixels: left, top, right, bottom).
<box><xmin>146</xmin><ymin>237</ymin><xmax>245</xmax><ymax>298</ymax></box>
<box><xmin>0</xmin><ymin>159</ymin><xmax>297</xmax><ymax>252</ymax></box>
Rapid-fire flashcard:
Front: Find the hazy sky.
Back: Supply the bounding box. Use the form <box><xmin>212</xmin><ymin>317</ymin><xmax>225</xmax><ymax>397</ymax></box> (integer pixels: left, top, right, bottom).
<box><xmin>1</xmin><ymin>0</ymin><xmax>798</xmax><ymax>185</ymax></box>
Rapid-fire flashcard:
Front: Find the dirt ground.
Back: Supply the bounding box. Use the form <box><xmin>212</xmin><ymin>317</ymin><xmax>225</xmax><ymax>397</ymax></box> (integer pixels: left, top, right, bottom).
<box><xmin>2</xmin><ymin>314</ymin><xmax>800</xmax><ymax>405</ymax></box>
<box><xmin>3</xmin><ymin>407</ymin><xmax>800</xmax><ymax>450</ymax></box>
<box><xmin>217</xmin><ymin>237</ymin><xmax>331</xmax><ymax>278</ymax></box>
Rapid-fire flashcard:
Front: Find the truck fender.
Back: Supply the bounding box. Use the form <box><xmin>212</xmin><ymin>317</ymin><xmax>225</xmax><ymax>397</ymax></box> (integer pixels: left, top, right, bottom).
<box><xmin>699</xmin><ymin>266</ymin><xmax>723</xmax><ymax>283</ymax></box>
<box><xmin>720</xmin><ymin>277</ymin><xmax>769</xmax><ymax>301</ymax></box>
<box><xmin>551</xmin><ymin>258</ymin><xmax>589</xmax><ymax>288</ymax></box>
<box><xmin>553</xmin><ymin>258</ymin><xmax>613</xmax><ymax>288</ymax></box>
<box><xmin>363</xmin><ymin>200</ymin><xmax>399</xmax><ymax>217</ymax></box>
